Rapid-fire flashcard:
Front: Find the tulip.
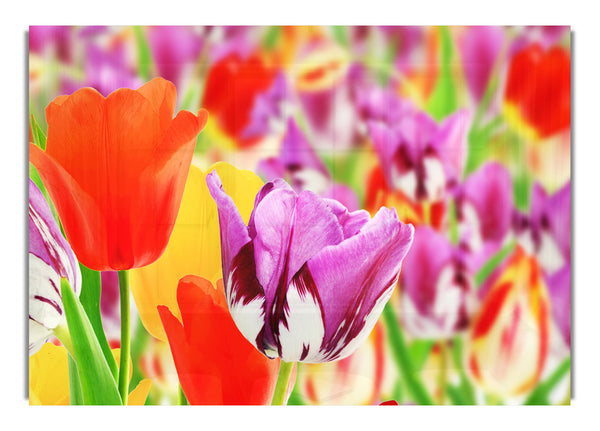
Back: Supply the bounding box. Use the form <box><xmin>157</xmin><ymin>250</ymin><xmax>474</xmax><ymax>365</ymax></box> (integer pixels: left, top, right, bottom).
<box><xmin>201</xmin><ymin>52</ymin><xmax>277</xmax><ymax>148</ymax></box>
<box><xmin>29</xmin><ymin>179</ymin><xmax>81</xmax><ymax>356</ymax></box>
<box><xmin>207</xmin><ymin>172</ymin><xmax>414</xmax><ymax>363</ymax></box>
<box><xmin>293</xmin><ymin>41</ymin><xmax>359</xmax><ymax>151</ymax></box>
<box><xmin>158</xmin><ymin>275</ymin><xmax>281</xmax><ymax>404</ymax></box>
<box><xmin>399</xmin><ymin>227</ymin><xmax>474</xmax><ymax>339</ymax></box>
<box><xmin>514</xmin><ymin>181</ymin><xmax>571</xmax><ymax>347</ymax></box>
<box><xmin>457</xmin><ymin>26</ymin><xmax>505</xmax><ymax>104</ymax></box>
<box><xmin>503</xmin><ymin>43</ymin><xmax>570</xmax><ymax>140</ymax></box>
<box><xmin>129</xmin><ymin>163</ymin><xmax>264</xmax><ymax>340</ymax></box>
<box><xmin>29</xmin><ymin>78</ymin><xmax>208</xmax><ymax>271</ymax></box>
<box><xmin>29</xmin><ymin>343</ymin><xmax>70</xmax><ymax>405</ymax></box>
<box><xmin>466</xmin><ymin>246</ymin><xmax>550</xmax><ymax>397</ymax></box>
<box><xmin>367</xmin><ymin>107</ymin><xmax>471</xmax><ymax>204</ymax></box>
<box><xmin>147</xmin><ymin>26</ymin><xmax>204</xmax><ymax>90</ymax></box>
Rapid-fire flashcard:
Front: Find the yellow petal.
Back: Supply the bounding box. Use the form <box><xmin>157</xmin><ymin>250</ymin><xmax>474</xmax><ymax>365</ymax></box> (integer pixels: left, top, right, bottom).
<box><xmin>127</xmin><ymin>379</ymin><xmax>153</xmax><ymax>405</ymax></box>
<box><xmin>29</xmin><ymin>343</ymin><xmax>70</xmax><ymax>405</ymax></box>
<box><xmin>130</xmin><ymin>162</ymin><xmax>264</xmax><ymax>340</ymax></box>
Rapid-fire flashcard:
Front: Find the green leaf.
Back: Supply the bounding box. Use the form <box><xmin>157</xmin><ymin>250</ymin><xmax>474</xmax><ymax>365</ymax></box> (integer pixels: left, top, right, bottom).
<box><xmin>524</xmin><ymin>357</ymin><xmax>571</xmax><ymax>405</ymax></box>
<box><xmin>474</xmin><ymin>240</ymin><xmax>516</xmax><ymax>288</ymax></box>
<box><xmin>425</xmin><ymin>26</ymin><xmax>457</xmax><ymax>122</ymax></box>
<box><xmin>68</xmin><ymin>354</ymin><xmax>83</xmax><ymax>405</ymax></box>
<box><xmin>382</xmin><ymin>303</ymin><xmax>434</xmax><ymax>405</ymax></box>
<box><xmin>30</xmin><ymin>114</ymin><xmax>47</xmax><ymax>150</ymax></box>
<box><xmin>61</xmin><ymin>278</ymin><xmax>122</xmax><ymax>405</ymax></box>
<box><xmin>409</xmin><ymin>339</ymin><xmax>434</xmax><ymax>370</ymax></box>
<box><xmin>78</xmin><ymin>264</ymin><xmax>119</xmax><ymax>380</ymax></box>
<box><xmin>134</xmin><ymin>26</ymin><xmax>152</xmax><ymax>82</ymax></box>
<box><xmin>449</xmin><ymin>337</ymin><xmax>477</xmax><ymax>405</ymax></box>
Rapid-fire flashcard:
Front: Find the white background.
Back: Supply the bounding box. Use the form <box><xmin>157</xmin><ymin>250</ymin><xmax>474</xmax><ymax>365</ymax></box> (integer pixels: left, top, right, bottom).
<box><xmin>2</xmin><ymin>1</ymin><xmax>597</xmax><ymax>429</ymax></box>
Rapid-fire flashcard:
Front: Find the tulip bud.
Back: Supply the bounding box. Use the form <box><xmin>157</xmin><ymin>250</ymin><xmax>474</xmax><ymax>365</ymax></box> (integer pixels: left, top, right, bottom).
<box><xmin>466</xmin><ymin>246</ymin><xmax>550</xmax><ymax>397</ymax></box>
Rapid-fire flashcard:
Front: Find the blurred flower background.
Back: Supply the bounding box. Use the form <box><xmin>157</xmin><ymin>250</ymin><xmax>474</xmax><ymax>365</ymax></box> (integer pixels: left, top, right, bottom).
<box><xmin>28</xmin><ymin>25</ymin><xmax>571</xmax><ymax>405</ymax></box>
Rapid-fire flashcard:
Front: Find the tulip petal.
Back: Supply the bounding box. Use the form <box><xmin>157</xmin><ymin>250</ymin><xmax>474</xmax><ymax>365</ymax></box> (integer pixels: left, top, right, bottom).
<box><xmin>206</xmin><ymin>170</ymin><xmax>254</xmax><ymax>289</ymax></box>
<box><xmin>276</xmin><ymin>265</ymin><xmax>326</xmax><ymax>362</ymax></box>
<box><xmin>306</xmin><ymin>208</ymin><xmax>414</xmax><ymax>361</ymax></box>
<box><xmin>30</xmin><ymin>143</ymin><xmax>109</xmax><ymax>269</ymax></box>
<box><xmin>137</xmin><ymin>77</ymin><xmax>177</xmax><ymax>132</ymax></box>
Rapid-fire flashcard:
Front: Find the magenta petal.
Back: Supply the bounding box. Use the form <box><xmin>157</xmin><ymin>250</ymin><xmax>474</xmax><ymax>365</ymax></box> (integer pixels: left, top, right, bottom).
<box><xmin>545</xmin><ymin>264</ymin><xmax>571</xmax><ymax>347</ymax></box>
<box><xmin>401</xmin><ymin>227</ymin><xmax>454</xmax><ymax>316</ymax></box>
<box><xmin>322</xmin><ymin>197</ymin><xmax>370</xmax><ymax>239</ymax></box>
<box><xmin>434</xmin><ymin>109</ymin><xmax>472</xmax><ymax>184</ymax></box>
<box><xmin>306</xmin><ymin>208</ymin><xmax>414</xmax><ymax>361</ymax></box>
<box><xmin>400</xmin><ymin>226</ymin><xmax>472</xmax><ymax>338</ymax></box>
<box><xmin>460</xmin><ymin>162</ymin><xmax>513</xmax><ymax>244</ymax></box>
<box><xmin>459</xmin><ymin>26</ymin><xmax>505</xmax><ymax>103</ymax></box>
<box><xmin>206</xmin><ymin>171</ymin><xmax>253</xmax><ymax>290</ymax></box>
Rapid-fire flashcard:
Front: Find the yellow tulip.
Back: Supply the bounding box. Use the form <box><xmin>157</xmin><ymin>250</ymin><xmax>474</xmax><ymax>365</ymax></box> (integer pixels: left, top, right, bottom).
<box><xmin>130</xmin><ymin>162</ymin><xmax>264</xmax><ymax>340</ymax></box>
<box><xmin>29</xmin><ymin>344</ymin><xmax>151</xmax><ymax>405</ymax></box>
<box><xmin>29</xmin><ymin>343</ymin><xmax>69</xmax><ymax>405</ymax></box>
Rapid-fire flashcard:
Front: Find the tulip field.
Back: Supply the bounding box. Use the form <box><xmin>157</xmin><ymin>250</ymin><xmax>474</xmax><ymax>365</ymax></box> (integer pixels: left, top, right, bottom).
<box><xmin>28</xmin><ymin>25</ymin><xmax>571</xmax><ymax>406</ymax></box>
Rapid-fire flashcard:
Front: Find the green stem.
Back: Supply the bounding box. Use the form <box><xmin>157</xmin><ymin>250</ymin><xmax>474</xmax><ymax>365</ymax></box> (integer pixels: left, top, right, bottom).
<box><xmin>382</xmin><ymin>303</ymin><xmax>434</xmax><ymax>405</ymax></box>
<box><xmin>437</xmin><ymin>340</ymin><xmax>449</xmax><ymax>405</ymax></box>
<box><xmin>118</xmin><ymin>270</ymin><xmax>130</xmax><ymax>405</ymax></box>
<box><xmin>271</xmin><ymin>361</ymin><xmax>295</xmax><ymax>405</ymax></box>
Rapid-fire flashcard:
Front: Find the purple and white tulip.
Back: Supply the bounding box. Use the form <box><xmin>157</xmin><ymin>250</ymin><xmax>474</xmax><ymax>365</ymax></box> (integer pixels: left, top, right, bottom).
<box><xmin>29</xmin><ymin>179</ymin><xmax>81</xmax><ymax>355</ymax></box>
<box><xmin>367</xmin><ymin>106</ymin><xmax>471</xmax><ymax>203</ymax></box>
<box><xmin>399</xmin><ymin>227</ymin><xmax>474</xmax><ymax>339</ymax></box>
<box><xmin>206</xmin><ymin>172</ymin><xmax>414</xmax><ymax>363</ymax></box>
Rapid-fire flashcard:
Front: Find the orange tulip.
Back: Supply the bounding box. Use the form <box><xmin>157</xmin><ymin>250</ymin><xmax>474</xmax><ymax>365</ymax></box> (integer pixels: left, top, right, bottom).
<box><xmin>158</xmin><ymin>275</ymin><xmax>281</xmax><ymax>405</ymax></box>
<box><xmin>29</xmin><ymin>78</ymin><xmax>208</xmax><ymax>271</ymax></box>
<box><xmin>466</xmin><ymin>246</ymin><xmax>550</xmax><ymax>397</ymax></box>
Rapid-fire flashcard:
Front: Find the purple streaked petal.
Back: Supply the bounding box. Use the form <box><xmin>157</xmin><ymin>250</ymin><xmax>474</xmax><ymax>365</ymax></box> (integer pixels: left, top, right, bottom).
<box><xmin>458</xmin><ymin>26</ymin><xmax>505</xmax><ymax>103</ymax></box>
<box><xmin>252</xmin><ymin>188</ymin><xmax>344</xmax><ymax>321</ymax></box>
<box><xmin>545</xmin><ymin>263</ymin><xmax>571</xmax><ymax>347</ymax></box>
<box><xmin>29</xmin><ymin>179</ymin><xmax>81</xmax><ymax>294</ymax></box>
<box><xmin>206</xmin><ymin>171</ymin><xmax>253</xmax><ymax>290</ymax></box>
<box><xmin>306</xmin><ymin>208</ymin><xmax>414</xmax><ymax>361</ymax></box>
<box><xmin>226</xmin><ymin>242</ymin><xmax>266</xmax><ymax>351</ymax></box>
<box><xmin>276</xmin><ymin>264</ymin><xmax>326</xmax><ymax>362</ymax></box>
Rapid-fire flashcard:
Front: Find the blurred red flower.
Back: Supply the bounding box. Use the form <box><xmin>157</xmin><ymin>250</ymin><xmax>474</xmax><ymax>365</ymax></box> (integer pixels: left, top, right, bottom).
<box><xmin>504</xmin><ymin>44</ymin><xmax>570</xmax><ymax>140</ymax></box>
<box><xmin>201</xmin><ymin>52</ymin><xmax>276</xmax><ymax>148</ymax></box>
